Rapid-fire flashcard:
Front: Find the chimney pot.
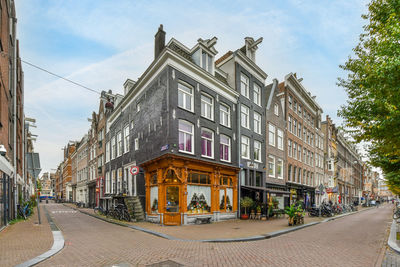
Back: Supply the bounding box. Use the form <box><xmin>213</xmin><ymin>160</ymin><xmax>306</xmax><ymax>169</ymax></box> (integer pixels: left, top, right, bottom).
<box><xmin>154</xmin><ymin>24</ymin><xmax>166</xmax><ymax>59</ymax></box>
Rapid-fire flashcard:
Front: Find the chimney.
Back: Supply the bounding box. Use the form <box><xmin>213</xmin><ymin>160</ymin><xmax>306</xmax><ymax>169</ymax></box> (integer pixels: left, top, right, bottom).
<box><xmin>154</xmin><ymin>24</ymin><xmax>165</xmax><ymax>59</ymax></box>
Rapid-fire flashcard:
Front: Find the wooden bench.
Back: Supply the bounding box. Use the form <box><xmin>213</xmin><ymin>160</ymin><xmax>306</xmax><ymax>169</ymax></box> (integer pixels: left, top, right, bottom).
<box><xmin>195</xmin><ymin>216</ymin><xmax>212</xmax><ymax>224</ymax></box>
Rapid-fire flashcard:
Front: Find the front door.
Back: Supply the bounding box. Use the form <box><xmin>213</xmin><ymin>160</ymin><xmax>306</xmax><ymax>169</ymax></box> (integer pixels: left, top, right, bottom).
<box><xmin>164</xmin><ymin>186</ymin><xmax>181</xmax><ymax>225</ymax></box>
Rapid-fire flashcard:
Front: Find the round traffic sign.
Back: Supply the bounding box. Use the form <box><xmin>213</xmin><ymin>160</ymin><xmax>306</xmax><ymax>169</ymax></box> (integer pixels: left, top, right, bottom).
<box><xmin>130</xmin><ymin>166</ymin><xmax>139</xmax><ymax>175</ymax></box>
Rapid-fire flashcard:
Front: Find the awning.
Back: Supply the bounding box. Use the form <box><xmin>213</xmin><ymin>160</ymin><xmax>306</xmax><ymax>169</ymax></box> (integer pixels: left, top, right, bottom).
<box><xmin>0</xmin><ymin>156</ymin><xmax>13</xmax><ymax>176</ymax></box>
<box><xmin>100</xmin><ymin>196</ymin><xmax>112</xmax><ymax>200</ymax></box>
<box><xmin>241</xmin><ymin>185</ymin><xmax>290</xmax><ymax>196</ymax></box>
<box><xmin>241</xmin><ymin>185</ymin><xmax>267</xmax><ymax>191</ymax></box>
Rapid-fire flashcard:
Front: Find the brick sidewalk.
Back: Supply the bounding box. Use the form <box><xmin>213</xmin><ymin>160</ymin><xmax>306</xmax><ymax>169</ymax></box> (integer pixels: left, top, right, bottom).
<box><xmin>0</xmin><ymin>204</ymin><xmax>53</xmax><ymax>267</ymax></box>
<box><xmin>66</xmin><ymin>203</ymin><xmax>371</xmax><ymax>240</ymax></box>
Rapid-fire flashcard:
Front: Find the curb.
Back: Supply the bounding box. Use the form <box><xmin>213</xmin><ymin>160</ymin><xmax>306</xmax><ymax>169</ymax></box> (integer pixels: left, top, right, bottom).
<box><xmin>15</xmin><ymin>206</ymin><xmax>65</xmax><ymax>267</ymax></box>
<box><xmin>388</xmin><ymin>219</ymin><xmax>400</xmax><ymax>254</ymax></box>
<box><xmin>65</xmin><ymin>203</ymin><xmax>374</xmax><ymax>243</ymax></box>
<box><xmin>63</xmin><ymin>204</ymin><xmax>182</xmax><ymax>241</ymax></box>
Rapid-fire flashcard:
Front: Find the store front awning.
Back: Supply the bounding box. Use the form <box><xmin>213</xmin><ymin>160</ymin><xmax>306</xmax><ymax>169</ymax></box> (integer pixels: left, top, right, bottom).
<box><xmin>241</xmin><ymin>185</ymin><xmax>267</xmax><ymax>191</ymax></box>
<box><xmin>0</xmin><ymin>155</ymin><xmax>13</xmax><ymax>176</ymax></box>
<box><xmin>241</xmin><ymin>185</ymin><xmax>290</xmax><ymax>196</ymax></box>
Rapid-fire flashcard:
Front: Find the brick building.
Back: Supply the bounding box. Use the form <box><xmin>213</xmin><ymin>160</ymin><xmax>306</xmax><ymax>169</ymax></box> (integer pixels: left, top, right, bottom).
<box><xmin>279</xmin><ymin>73</ymin><xmax>323</xmax><ymax>207</ymax></box>
<box><xmin>0</xmin><ymin>0</ymin><xmax>25</xmax><ymax>226</ymax></box>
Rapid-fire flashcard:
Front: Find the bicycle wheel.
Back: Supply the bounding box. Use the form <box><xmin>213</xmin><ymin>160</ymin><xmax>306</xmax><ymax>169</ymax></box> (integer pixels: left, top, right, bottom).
<box><xmin>393</xmin><ymin>211</ymin><xmax>400</xmax><ymax>219</ymax></box>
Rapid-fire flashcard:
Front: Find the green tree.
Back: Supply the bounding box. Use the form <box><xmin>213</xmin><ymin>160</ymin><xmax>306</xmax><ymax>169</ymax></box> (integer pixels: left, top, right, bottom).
<box><xmin>338</xmin><ymin>0</ymin><xmax>400</xmax><ymax>191</ymax></box>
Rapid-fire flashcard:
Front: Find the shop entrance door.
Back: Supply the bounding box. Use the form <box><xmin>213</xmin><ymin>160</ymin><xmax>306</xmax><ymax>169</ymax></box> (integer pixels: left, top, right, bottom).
<box><xmin>164</xmin><ymin>186</ymin><xmax>181</xmax><ymax>225</ymax></box>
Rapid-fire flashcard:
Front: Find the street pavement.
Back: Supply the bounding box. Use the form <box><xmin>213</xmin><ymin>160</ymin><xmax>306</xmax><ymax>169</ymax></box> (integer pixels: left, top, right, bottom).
<box><xmin>0</xmin><ymin>204</ymin><xmax>53</xmax><ymax>267</ymax></box>
<box><xmin>30</xmin><ymin>203</ymin><xmax>392</xmax><ymax>267</ymax></box>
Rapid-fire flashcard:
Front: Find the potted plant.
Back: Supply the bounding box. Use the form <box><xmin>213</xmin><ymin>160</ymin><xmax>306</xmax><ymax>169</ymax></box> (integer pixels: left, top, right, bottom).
<box><xmin>272</xmin><ymin>197</ymin><xmax>279</xmax><ymax>209</ymax></box>
<box><xmin>285</xmin><ymin>204</ymin><xmax>296</xmax><ymax>226</ymax></box>
<box><xmin>240</xmin><ymin>197</ymin><xmax>254</xmax><ymax>219</ymax></box>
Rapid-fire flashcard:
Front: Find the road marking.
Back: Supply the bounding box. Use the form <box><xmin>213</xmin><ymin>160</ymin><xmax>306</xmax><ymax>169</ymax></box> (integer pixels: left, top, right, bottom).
<box><xmin>51</xmin><ymin>211</ymin><xmax>77</xmax><ymax>214</ymax></box>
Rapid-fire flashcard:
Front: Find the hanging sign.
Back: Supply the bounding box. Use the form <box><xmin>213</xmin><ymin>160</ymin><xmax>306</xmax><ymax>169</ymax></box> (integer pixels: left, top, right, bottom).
<box><xmin>130</xmin><ymin>166</ymin><xmax>139</xmax><ymax>176</ymax></box>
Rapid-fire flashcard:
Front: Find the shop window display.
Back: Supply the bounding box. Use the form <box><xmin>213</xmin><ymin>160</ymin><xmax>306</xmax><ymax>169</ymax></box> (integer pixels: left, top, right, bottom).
<box><xmin>187</xmin><ymin>186</ymin><xmax>211</xmax><ymax>213</ymax></box>
<box><xmin>150</xmin><ymin>186</ymin><xmax>158</xmax><ymax>213</ymax></box>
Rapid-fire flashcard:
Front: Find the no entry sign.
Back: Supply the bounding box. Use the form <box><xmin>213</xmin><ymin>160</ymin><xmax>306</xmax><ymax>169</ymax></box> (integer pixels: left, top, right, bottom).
<box><xmin>130</xmin><ymin>166</ymin><xmax>139</xmax><ymax>176</ymax></box>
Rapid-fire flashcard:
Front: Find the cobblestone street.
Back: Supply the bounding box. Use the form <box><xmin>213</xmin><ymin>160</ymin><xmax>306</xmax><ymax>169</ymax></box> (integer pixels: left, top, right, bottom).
<box><xmin>23</xmin><ymin>203</ymin><xmax>391</xmax><ymax>267</ymax></box>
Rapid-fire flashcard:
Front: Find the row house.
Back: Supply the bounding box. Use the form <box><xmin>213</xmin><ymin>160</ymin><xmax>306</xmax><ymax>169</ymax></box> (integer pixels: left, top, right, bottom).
<box><xmin>322</xmin><ymin>116</ymin><xmax>339</xmax><ymax>202</ymax></box>
<box><xmin>0</xmin><ymin>0</ymin><xmax>26</xmax><ymax>226</ymax></box>
<box><xmin>265</xmin><ymin>79</ymin><xmax>288</xmax><ymax>208</ymax></box>
<box><xmin>216</xmin><ymin>37</ymin><xmax>268</xmax><ymax>206</ymax></box>
<box><xmin>336</xmin><ymin>131</ymin><xmax>362</xmax><ymax>204</ymax></box>
<box><xmin>61</xmin><ymin>142</ymin><xmax>76</xmax><ymax>201</ymax></box>
<box><xmin>105</xmin><ymin>26</ymin><xmax>240</xmax><ymax>225</ymax></box>
<box><xmin>279</xmin><ymin>73</ymin><xmax>323</xmax><ymax>207</ymax></box>
<box><xmin>75</xmin><ymin>135</ymin><xmax>88</xmax><ymax>204</ymax></box>
<box><xmin>87</xmin><ymin>112</ymin><xmax>98</xmax><ymax>208</ymax></box>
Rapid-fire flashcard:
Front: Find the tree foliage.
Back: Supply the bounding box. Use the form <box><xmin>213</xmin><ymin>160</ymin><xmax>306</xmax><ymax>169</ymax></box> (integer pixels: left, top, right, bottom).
<box><xmin>338</xmin><ymin>0</ymin><xmax>400</xmax><ymax>191</ymax></box>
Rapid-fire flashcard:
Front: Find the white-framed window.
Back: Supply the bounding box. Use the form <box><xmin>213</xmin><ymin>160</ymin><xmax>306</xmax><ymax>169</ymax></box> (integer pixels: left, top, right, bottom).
<box><xmin>293</xmin><ymin>119</ymin><xmax>297</xmax><ymax>136</ymax></box>
<box><xmin>241</xmin><ymin>105</ymin><xmax>250</xmax><ymax>129</ymax></box>
<box><xmin>298</xmin><ymin>123</ymin><xmax>302</xmax><ymax>138</ymax></box>
<box><xmin>111</xmin><ymin>136</ymin><xmax>116</xmax><ymax>160</ymax></box>
<box><xmin>277</xmin><ymin>129</ymin><xmax>283</xmax><ymax>150</ymax></box>
<box><xmin>269</xmin><ymin>124</ymin><xmax>276</xmax><ymax>146</ymax></box>
<box><xmin>124</xmin><ymin>125</ymin><xmax>129</xmax><ymax>153</ymax></box>
<box><xmin>136</xmin><ymin>102</ymin><xmax>141</xmax><ymax>112</ymax></box>
<box><xmin>220</xmin><ymin>135</ymin><xmax>231</xmax><ymax>162</ymax></box>
<box><xmin>328</xmin><ymin>160</ymin><xmax>333</xmax><ymax>171</ymax></box>
<box><xmin>268</xmin><ymin>155</ymin><xmax>275</xmax><ymax>177</ymax></box>
<box><xmin>254</xmin><ymin>112</ymin><xmax>261</xmax><ymax>134</ymax></box>
<box><xmin>178</xmin><ymin>82</ymin><xmax>193</xmax><ymax>112</ymax></box>
<box><xmin>112</xmin><ymin>170</ymin><xmax>116</xmax><ymax>194</ymax></box>
<box><xmin>277</xmin><ymin>158</ymin><xmax>283</xmax><ymax>179</ymax></box>
<box><xmin>288</xmin><ymin>95</ymin><xmax>293</xmax><ymax>108</ymax></box>
<box><xmin>254</xmin><ymin>83</ymin><xmax>261</xmax><ymax>106</ymax></box>
<box><xmin>294</xmin><ymin>100</ymin><xmax>297</xmax><ymax>113</ymax></box>
<box><xmin>254</xmin><ymin>140</ymin><xmax>262</xmax><ymax>162</ymax></box>
<box><xmin>288</xmin><ymin>116</ymin><xmax>292</xmax><ymax>133</ymax></box>
<box><xmin>298</xmin><ymin>145</ymin><xmax>302</xmax><ymax>160</ymax></box>
<box><xmin>105</xmin><ymin>172</ymin><xmax>110</xmax><ymax>193</ymax></box>
<box><xmin>298</xmin><ymin>104</ymin><xmax>302</xmax><ymax>116</ymax></box>
<box><xmin>201</xmin><ymin>128</ymin><xmax>214</xmax><ymax>158</ymax></box>
<box><xmin>117</xmin><ymin>168</ymin><xmax>122</xmax><ymax>193</ymax></box>
<box><xmin>240</xmin><ymin>73</ymin><xmax>249</xmax><ymax>98</ymax></box>
<box><xmin>117</xmin><ymin>131</ymin><xmax>122</xmax><ymax>157</ymax></box>
<box><xmin>219</xmin><ymin>103</ymin><xmax>231</xmax><ymax>128</ymax></box>
<box><xmin>293</xmin><ymin>143</ymin><xmax>297</xmax><ymax>160</ymax></box>
<box><xmin>241</xmin><ymin>135</ymin><xmax>250</xmax><ymax>159</ymax></box>
<box><xmin>201</xmin><ymin>51</ymin><xmax>213</xmax><ymax>73</ymax></box>
<box><xmin>288</xmin><ymin>139</ymin><xmax>292</xmax><ymax>157</ymax></box>
<box><xmin>135</xmin><ymin>138</ymin><xmax>139</xmax><ymax>151</ymax></box>
<box><xmin>274</xmin><ymin>103</ymin><xmax>279</xmax><ymax>116</ymax></box>
<box><xmin>201</xmin><ymin>93</ymin><xmax>214</xmax><ymax>120</ymax></box>
<box><xmin>105</xmin><ymin>141</ymin><xmax>110</xmax><ymax>162</ymax></box>
<box><xmin>178</xmin><ymin>120</ymin><xmax>194</xmax><ymax>154</ymax></box>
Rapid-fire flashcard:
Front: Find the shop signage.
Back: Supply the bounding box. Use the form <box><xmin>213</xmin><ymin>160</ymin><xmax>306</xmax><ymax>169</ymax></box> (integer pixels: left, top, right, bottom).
<box><xmin>247</xmin><ymin>162</ymin><xmax>259</xmax><ymax>169</ymax></box>
<box><xmin>130</xmin><ymin>166</ymin><xmax>139</xmax><ymax>175</ymax></box>
<box><xmin>161</xmin><ymin>144</ymin><xmax>169</xmax><ymax>151</ymax></box>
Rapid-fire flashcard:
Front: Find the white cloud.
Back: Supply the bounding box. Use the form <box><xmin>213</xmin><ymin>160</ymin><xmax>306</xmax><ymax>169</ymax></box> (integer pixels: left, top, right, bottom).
<box><xmin>16</xmin><ymin>0</ymin><xmax>368</xmax><ymax>173</ymax></box>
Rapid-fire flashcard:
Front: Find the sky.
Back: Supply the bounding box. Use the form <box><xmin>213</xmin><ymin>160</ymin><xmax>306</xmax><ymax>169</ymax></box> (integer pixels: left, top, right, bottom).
<box><xmin>15</xmin><ymin>0</ymin><xmax>369</xmax><ymax>175</ymax></box>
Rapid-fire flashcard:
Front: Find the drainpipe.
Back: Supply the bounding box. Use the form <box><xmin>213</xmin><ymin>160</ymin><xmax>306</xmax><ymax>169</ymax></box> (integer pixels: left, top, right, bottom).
<box><xmin>237</xmin><ymin>101</ymin><xmax>241</xmax><ymax>218</ymax></box>
<box><xmin>12</xmin><ymin>17</ymin><xmax>18</xmax><ymax>219</ymax></box>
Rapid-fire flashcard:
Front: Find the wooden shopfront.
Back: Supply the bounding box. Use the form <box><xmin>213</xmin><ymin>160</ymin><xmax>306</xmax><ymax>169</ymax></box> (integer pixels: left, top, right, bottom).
<box><xmin>142</xmin><ymin>154</ymin><xmax>239</xmax><ymax>225</ymax></box>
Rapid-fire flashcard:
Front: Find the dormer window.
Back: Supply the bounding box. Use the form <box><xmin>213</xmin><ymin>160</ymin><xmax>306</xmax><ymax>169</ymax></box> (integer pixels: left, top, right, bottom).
<box><xmin>201</xmin><ymin>51</ymin><xmax>213</xmax><ymax>73</ymax></box>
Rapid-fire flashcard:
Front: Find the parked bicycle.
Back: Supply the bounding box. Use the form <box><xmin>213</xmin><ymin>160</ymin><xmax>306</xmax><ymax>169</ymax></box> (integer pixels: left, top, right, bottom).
<box><xmin>108</xmin><ymin>204</ymin><xmax>131</xmax><ymax>222</ymax></box>
<box><xmin>94</xmin><ymin>205</ymin><xmax>108</xmax><ymax>217</ymax></box>
<box><xmin>393</xmin><ymin>206</ymin><xmax>400</xmax><ymax>220</ymax></box>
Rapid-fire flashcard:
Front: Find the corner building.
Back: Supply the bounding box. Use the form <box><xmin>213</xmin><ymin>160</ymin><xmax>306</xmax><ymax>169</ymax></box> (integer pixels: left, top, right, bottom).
<box><xmin>105</xmin><ymin>26</ymin><xmax>239</xmax><ymax>225</ymax></box>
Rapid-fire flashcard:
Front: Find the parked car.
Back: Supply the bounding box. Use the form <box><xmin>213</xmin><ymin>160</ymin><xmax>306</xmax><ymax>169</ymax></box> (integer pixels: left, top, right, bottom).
<box><xmin>370</xmin><ymin>200</ymin><xmax>376</xmax><ymax>206</ymax></box>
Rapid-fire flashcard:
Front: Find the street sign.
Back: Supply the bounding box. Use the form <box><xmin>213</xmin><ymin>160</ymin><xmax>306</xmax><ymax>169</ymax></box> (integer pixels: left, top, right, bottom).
<box><xmin>130</xmin><ymin>166</ymin><xmax>139</xmax><ymax>176</ymax></box>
